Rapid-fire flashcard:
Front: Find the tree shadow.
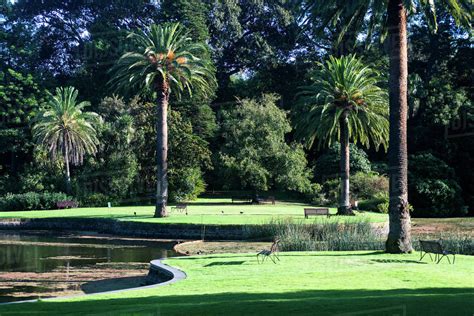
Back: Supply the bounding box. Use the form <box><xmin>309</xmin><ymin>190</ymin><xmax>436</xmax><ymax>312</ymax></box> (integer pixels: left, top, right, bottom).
<box><xmin>1</xmin><ymin>287</ymin><xmax>472</xmax><ymax>315</ymax></box>
<box><xmin>204</xmin><ymin>261</ymin><xmax>246</xmax><ymax>267</ymax></box>
<box><xmin>286</xmin><ymin>251</ymin><xmax>385</xmax><ymax>257</ymax></box>
<box><xmin>370</xmin><ymin>259</ymin><xmax>427</xmax><ymax>264</ymax></box>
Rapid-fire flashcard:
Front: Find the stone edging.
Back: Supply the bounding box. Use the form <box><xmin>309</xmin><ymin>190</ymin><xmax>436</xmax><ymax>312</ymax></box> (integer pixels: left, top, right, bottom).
<box><xmin>0</xmin><ymin>258</ymin><xmax>187</xmax><ymax>306</ymax></box>
<box><xmin>0</xmin><ymin>218</ymin><xmax>249</xmax><ymax>240</ymax></box>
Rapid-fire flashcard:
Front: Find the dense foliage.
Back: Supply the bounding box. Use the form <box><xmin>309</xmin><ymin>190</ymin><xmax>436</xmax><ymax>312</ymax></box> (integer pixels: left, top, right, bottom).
<box><xmin>0</xmin><ymin>192</ymin><xmax>73</xmax><ymax>211</ymax></box>
<box><xmin>408</xmin><ymin>153</ymin><xmax>466</xmax><ymax>217</ymax></box>
<box><xmin>217</xmin><ymin>94</ymin><xmax>312</xmax><ymax>193</ymax></box>
<box><xmin>313</xmin><ymin>144</ymin><xmax>372</xmax><ymax>181</ymax></box>
<box><xmin>0</xmin><ymin>1</ymin><xmax>472</xmax><ymax>217</ymax></box>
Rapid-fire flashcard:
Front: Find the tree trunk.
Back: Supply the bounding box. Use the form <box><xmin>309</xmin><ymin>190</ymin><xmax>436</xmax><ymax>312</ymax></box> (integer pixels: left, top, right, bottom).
<box><xmin>154</xmin><ymin>80</ymin><xmax>170</xmax><ymax>218</ymax></box>
<box><xmin>385</xmin><ymin>0</ymin><xmax>413</xmax><ymax>253</ymax></box>
<box><xmin>337</xmin><ymin>111</ymin><xmax>354</xmax><ymax>215</ymax></box>
<box><xmin>64</xmin><ymin>143</ymin><xmax>71</xmax><ymax>195</ymax></box>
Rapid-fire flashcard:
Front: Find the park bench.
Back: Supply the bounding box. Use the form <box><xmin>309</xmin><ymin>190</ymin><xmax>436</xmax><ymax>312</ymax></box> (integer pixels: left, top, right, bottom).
<box><xmin>56</xmin><ymin>200</ymin><xmax>78</xmax><ymax>209</ymax></box>
<box><xmin>419</xmin><ymin>240</ymin><xmax>455</xmax><ymax>264</ymax></box>
<box><xmin>255</xmin><ymin>196</ymin><xmax>276</xmax><ymax>205</ymax></box>
<box><xmin>257</xmin><ymin>239</ymin><xmax>280</xmax><ymax>264</ymax></box>
<box><xmin>231</xmin><ymin>196</ymin><xmax>252</xmax><ymax>204</ymax></box>
<box><xmin>171</xmin><ymin>203</ymin><xmax>188</xmax><ymax>215</ymax></box>
<box><xmin>304</xmin><ymin>207</ymin><xmax>330</xmax><ymax>219</ymax></box>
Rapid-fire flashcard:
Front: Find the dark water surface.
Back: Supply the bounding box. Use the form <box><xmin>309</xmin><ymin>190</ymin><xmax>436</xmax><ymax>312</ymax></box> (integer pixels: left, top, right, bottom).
<box><xmin>0</xmin><ymin>231</ymin><xmax>179</xmax><ymax>302</ymax></box>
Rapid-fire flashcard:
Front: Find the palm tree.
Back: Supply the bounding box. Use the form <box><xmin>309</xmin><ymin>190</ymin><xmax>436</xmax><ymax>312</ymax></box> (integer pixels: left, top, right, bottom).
<box><xmin>109</xmin><ymin>23</ymin><xmax>216</xmax><ymax>217</ymax></box>
<box><xmin>297</xmin><ymin>55</ymin><xmax>389</xmax><ymax>215</ymax></box>
<box><xmin>33</xmin><ymin>87</ymin><xmax>101</xmax><ymax>194</ymax></box>
<box><xmin>303</xmin><ymin>0</ymin><xmax>471</xmax><ymax>252</ymax></box>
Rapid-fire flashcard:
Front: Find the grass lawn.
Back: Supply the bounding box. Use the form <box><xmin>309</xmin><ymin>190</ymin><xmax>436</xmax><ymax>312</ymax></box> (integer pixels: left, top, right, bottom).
<box><xmin>0</xmin><ymin>198</ymin><xmax>388</xmax><ymax>225</ymax></box>
<box><xmin>0</xmin><ymin>251</ymin><xmax>472</xmax><ymax>315</ymax></box>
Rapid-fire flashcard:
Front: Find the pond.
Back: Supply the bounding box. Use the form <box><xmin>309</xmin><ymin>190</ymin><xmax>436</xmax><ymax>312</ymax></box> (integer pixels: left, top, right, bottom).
<box><xmin>0</xmin><ymin>230</ymin><xmax>179</xmax><ymax>303</ymax></box>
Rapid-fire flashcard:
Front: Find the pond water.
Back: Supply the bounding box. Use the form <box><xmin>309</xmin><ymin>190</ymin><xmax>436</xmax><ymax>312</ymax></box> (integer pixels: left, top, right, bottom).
<box><xmin>0</xmin><ymin>231</ymin><xmax>179</xmax><ymax>303</ymax></box>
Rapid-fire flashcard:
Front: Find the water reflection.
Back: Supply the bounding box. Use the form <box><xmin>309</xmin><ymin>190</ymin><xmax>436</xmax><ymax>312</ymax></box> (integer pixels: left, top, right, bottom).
<box><xmin>0</xmin><ymin>231</ymin><xmax>178</xmax><ymax>302</ymax></box>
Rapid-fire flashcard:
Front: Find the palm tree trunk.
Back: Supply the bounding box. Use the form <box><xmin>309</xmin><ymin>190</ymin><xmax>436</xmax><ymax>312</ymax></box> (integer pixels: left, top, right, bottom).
<box><xmin>154</xmin><ymin>80</ymin><xmax>170</xmax><ymax>218</ymax></box>
<box><xmin>385</xmin><ymin>0</ymin><xmax>413</xmax><ymax>253</ymax></box>
<box><xmin>64</xmin><ymin>144</ymin><xmax>71</xmax><ymax>195</ymax></box>
<box><xmin>337</xmin><ymin>111</ymin><xmax>353</xmax><ymax>215</ymax></box>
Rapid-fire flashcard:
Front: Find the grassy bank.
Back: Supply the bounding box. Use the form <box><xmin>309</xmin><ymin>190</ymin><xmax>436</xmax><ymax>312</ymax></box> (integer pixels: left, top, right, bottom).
<box><xmin>0</xmin><ymin>251</ymin><xmax>472</xmax><ymax>315</ymax></box>
<box><xmin>0</xmin><ymin>198</ymin><xmax>387</xmax><ymax>225</ymax></box>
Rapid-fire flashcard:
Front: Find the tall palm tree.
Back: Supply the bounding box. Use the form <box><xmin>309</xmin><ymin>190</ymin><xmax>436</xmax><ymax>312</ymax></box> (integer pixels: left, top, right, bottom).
<box><xmin>33</xmin><ymin>87</ymin><xmax>101</xmax><ymax>193</ymax></box>
<box><xmin>297</xmin><ymin>55</ymin><xmax>389</xmax><ymax>215</ymax></box>
<box><xmin>109</xmin><ymin>23</ymin><xmax>216</xmax><ymax>217</ymax></box>
<box><xmin>303</xmin><ymin>0</ymin><xmax>471</xmax><ymax>252</ymax></box>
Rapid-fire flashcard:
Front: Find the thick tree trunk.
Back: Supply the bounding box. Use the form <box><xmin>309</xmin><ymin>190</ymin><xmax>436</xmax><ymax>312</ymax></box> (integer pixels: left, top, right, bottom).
<box><xmin>337</xmin><ymin>111</ymin><xmax>354</xmax><ymax>215</ymax></box>
<box><xmin>64</xmin><ymin>144</ymin><xmax>71</xmax><ymax>195</ymax></box>
<box><xmin>154</xmin><ymin>81</ymin><xmax>170</xmax><ymax>218</ymax></box>
<box><xmin>386</xmin><ymin>0</ymin><xmax>413</xmax><ymax>253</ymax></box>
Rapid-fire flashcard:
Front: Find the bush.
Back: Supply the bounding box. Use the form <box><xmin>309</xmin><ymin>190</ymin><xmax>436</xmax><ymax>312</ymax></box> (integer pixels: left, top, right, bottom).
<box><xmin>169</xmin><ymin>167</ymin><xmax>206</xmax><ymax>202</ymax></box>
<box><xmin>80</xmin><ymin>193</ymin><xmax>110</xmax><ymax>207</ymax></box>
<box><xmin>408</xmin><ymin>153</ymin><xmax>465</xmax><ymax>217</ymax></box>
<box><xmin>350</xmin><ymin>172</ymin><xmax>388</xmax><ymax>200</ymax></box>
<box><xmin>314</xmin><ymin>143</ymin><xmax>371</xmax><ymax>181</ymax></box>
<box><xmin>318</xmin><ymin>178</ymin><xmax>340</xmax><ymax>206</ymax></box>
<box><xmin>358</xmin><ymin>192</ymin><xmax>388</xmax><ymax>213</ymax></box>
<box><xmin>0</xmin><ymin>192</ymin><xmax>73</xmax><ymax>211</ymax></box>
<box><xmin>305</xmin><ymin>183</ymin><xmax>325</xmax><ymax>205</ymax></box>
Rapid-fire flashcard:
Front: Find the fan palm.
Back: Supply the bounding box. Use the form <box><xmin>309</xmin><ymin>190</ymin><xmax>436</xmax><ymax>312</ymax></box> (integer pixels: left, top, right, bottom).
<box><xmin>303</xmin><ymin>0</ymin><xmax>471</xmax><ymax>252</ymax></box>
<box><xmin>296</xmin><ymin>55</ymin><xmax>389</xmax><ymax>215</ymax></box>
<box><xmin>33</xmin><ymin>87</ymin><xmax>101</xmax><ymax>194</ymax></box>
<box><xmin>109</xmin><ymin>23</ymin><xmax>216</xmax><ymax>217</ymax></box>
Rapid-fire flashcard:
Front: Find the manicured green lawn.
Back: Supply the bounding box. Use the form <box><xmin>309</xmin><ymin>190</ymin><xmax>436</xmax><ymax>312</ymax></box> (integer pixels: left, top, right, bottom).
<box><xmin>1</xmin><ymin>251</ymin><xmax>472</xmax><ymax>315</ymax></box>
<box><xmin>0</xmin><ymin>198</ymin><xmax>387</xmax><ymax>225</ymax></box>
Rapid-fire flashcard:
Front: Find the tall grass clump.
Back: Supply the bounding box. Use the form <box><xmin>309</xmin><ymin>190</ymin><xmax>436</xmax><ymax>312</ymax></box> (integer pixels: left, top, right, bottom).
<box><xmin>246</xmin><ymin>217</ymin><xmax>384</xmax><ymax>251</ymax></box>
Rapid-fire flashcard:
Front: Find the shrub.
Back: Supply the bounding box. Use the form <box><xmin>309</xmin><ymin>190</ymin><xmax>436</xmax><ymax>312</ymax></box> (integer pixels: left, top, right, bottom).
<box><xmin>358</xmin><ymin>192</ymin><xmax>388</xmax><ymax>213</ymax></box>
<box><xmin>0</xmin><ymin>192</ymin><xmax>73</xmax><ymax>211</ymax></box>
<box><xmin>80</xmin><ymin>193</ymin><xmax>110</xmax><ymax>207</ymax></box>
<box><xmin>408</xmin><ymin>153</ymin><xmax>465</xmax><ymax>217</ymax></box>
<box><xmin>314</xmin><ymin>143</ymin><xmax>371</xmax><ymax>181</ymax></box>
<box><xmin>319</xmin><ymin>178</ymin><xmax>340</xmax><ymax>206</ymax></box>
<box><xmin>350</xmin><ymin>172</ymin><xmax>388</xmax><ymax>200</ymax></box>
<box><xmin>169</xmin><ymin>167</ymin><xmax>206</xmax><ymax>202</ymax></box>
<box><xmin>305</xmin><ymin>183</ymin><xmax>325</xmax><ymax>205</ymax></box>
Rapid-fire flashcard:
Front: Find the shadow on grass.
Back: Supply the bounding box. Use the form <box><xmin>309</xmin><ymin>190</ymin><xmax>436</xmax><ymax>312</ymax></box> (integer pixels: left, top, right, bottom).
<box><xmin>172</xmin><ymin>251</ymin><xmax>387</xmax><ymax>262</ymax></box>
<box><xmin>284</xmin><ymin>251</ymin><xmax>385</xmax><ymax>257</ymax></box>
<box><xmin>182</xmin><ymin>202</ymin><xmax>250</xmax><ymax>206</ymax></box>
<box><xmin>370</xmin><ymin>259</ymin><xmax>427</xmax><ymax>264</ymax></box>
<box><xmin>204</xmin><ymin>261</ymin><xmax>246</xmax><ymax>267</ymax></box>
<box><xmin>0</xmin><ymin>287</ymin><xmax>472</xmax><ymax>315</ymax></box>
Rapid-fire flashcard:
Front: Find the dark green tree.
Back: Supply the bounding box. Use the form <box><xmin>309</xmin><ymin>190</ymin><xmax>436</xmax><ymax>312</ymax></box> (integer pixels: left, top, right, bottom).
<box><xmin>296</xmin><ymin>55</ymin><xmax>389</xmax><ymax>215</ymax></box>
<box><xmin>303</xmin><ymin>0</ymin><xmax>471</xmax><ymax>252</ymax></box>
<box><xmin>109</xmin><ymin>23</ymin><xmax>216</xmax><ymax>217</ymax></box>
<box><xmin>0</xmin><ymin>68</ymin><xmax>45</xmax><ymax>182</ymax></box>
<box><xmin>32</xmin><ymin>87</ymin><xmax>101</xmax><ymax>193</ymax></box>
<box><xmin>218</xmin><ymin>94</ymin><xmax>312</xmax><ymax>193</ymax></box>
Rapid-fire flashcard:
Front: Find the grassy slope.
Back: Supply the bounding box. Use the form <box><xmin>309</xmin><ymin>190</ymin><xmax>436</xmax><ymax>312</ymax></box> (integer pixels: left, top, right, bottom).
<box><xmin>0</xmin><ymin>251</ymin><xmax>472</xmax><ymax>315</ymax></box>
<box><xmin>0</xmin><ymin>198</ymin><xmax>387</xmax><ymax>225</ymax></box>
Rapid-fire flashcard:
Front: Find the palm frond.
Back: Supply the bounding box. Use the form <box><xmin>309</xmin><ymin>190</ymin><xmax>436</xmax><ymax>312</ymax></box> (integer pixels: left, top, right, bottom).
<box><xmin>32</xmin><ymin>87</ymin><xmax>102</xmax><ymax>166</ymax></box>
<box><xmin>295</xmin><ymin>54</ymin><xmax>389</xmax><ymax>151</ymax></box>
<box><xmin>109</xmin><ymin>22</ymin><xmax>217</xmax><ymax>99</ymax></box>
